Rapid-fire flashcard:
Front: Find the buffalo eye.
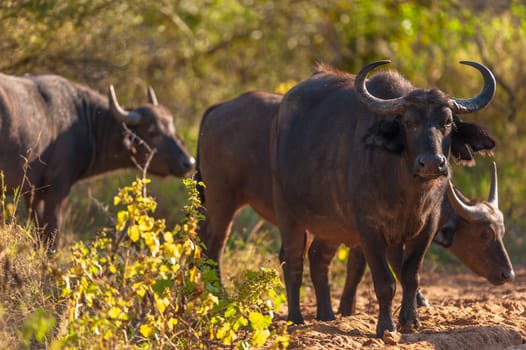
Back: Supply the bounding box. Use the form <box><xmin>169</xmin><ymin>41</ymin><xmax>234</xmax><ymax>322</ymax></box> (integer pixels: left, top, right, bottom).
<box><xmin>439</xmin><ymin>117</ymin><xmax>453</xmax><ymax>134</ymax></box>
<box><xmin>480</xmin><ymin>231</ymin><xmax>490</xmax><ymax>240</ymax></box>
<box><xmin>437</xmin><ymin>110</ymin><xmax>454</xmax><ymax>132</ymax></box>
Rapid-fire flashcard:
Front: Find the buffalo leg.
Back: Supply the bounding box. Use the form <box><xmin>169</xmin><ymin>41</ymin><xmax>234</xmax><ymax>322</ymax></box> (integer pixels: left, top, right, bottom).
<box><xmin>308</xmin><ymin>238</ymin><xmax>339</xmax><ymax>321</ymax></box>
<box><xmin>398</xmin><ymin>223</ymin><xmax>434</xmax><ymax>333</ymax></box>
<box><xmin>27</xmin><ymin>187</ymin><xmax>68</xmax><ymax>252</ymax></box>
<box><xmin>338</xmin><ymin>244</ymin><xmax>428</xmax><ymax>317</ymax></box>
<box><xmin>387</xmin><ymin>245</ymin><xmax>429</xmax><ymax>307</ymax></box>
<box><xmin>198</xmin><ymin>199</ymin><xmax>238</xmax><ymax>279</ymax></box>
<box><xmin>338</xmin><ymin>245</ymin><xmax>367</xmax><ymax>316</ymax></box>
<box><xmin>359</xmin><ymin>230</ymin><xmax>396</xmax><ymax>338</ymax></box>
<box><xmin>275</xmin><ymin>203</ymin><xmax>307</xmax><ymax>324</ymax></box>
<box><xmin>278</xmin><ymin>232</ymin><xmax>307</xmax><ymax>324</ymax></box>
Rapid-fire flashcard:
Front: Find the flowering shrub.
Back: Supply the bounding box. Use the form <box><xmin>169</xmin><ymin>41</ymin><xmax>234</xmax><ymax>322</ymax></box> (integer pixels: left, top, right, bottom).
<box><xmin>58</xmin><ymin>177</ymin><xmax>288</xmax><ymax>349</ymax></box>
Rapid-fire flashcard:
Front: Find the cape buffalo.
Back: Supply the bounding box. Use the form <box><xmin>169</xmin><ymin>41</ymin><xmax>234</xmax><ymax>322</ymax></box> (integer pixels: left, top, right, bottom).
<box><xmin>196</xmin><ymin>89</ymin><xmax>513</xmax><ymax>323</ymax></box>
<box><xmin>196</xmin><ymin>91</ymin><xmax>282</xmax><ymax>268</ymax></box>
<box><xmin>0</xmin><ymin>73</ymin><xmax>195</xmax><ymax>250</ymax></box>
<box><xmin>313</xmin><ymin>163</ymin><xmax>514</xmax><ymax>320</ymax></box>
<box><xmin>270</xmin><ymin>60</ymin><xmax>497</xmax><ymax>336</ymax></box>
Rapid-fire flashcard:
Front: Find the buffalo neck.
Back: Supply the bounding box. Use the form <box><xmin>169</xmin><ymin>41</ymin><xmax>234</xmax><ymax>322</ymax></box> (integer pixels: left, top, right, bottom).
<box><xmin>77</xmin><ymin>89</ymin><xmax>136</xmax><ymax>180</ymax></box>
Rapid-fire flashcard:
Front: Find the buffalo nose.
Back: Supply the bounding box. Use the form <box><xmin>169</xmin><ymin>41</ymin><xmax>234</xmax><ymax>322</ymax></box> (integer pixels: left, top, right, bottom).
<box><xmin>502</xmin><ymin>269</ymin><xmax>515</xmax><ymax>282</ymax></box>
<box><xmin>183</xmin><ymin>156</ymin><xmax>196</xmax><ymax>171</ymax></box>
<box><xmin>415</xmin><ymin>154</ymin><xmax>447</xmax><ymax>177</ymax></box>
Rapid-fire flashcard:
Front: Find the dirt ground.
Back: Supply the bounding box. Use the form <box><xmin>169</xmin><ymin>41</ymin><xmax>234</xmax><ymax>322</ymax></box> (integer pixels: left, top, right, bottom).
<box><xmin>283</xmin><ymin>268</ymin><xmax>526</xmax><ymax>349</ymax></box>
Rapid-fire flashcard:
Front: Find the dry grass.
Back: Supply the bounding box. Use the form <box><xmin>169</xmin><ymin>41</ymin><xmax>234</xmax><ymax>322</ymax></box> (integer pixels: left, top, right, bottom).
<box><xmin>0</xmin><ymin>218</ymin><xmax>62</xmax><ymax>349</ymax></box>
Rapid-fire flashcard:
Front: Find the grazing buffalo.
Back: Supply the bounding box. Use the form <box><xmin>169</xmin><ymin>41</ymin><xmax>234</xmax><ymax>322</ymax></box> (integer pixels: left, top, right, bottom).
<box><xmin>195</xmin><ymin>89</ymin><xmax>513</xmax><ymax>323</ymax></box>
<box><xmin>270</xmin><ymin>61</ymin><xmax>497</xmax><ymax>336</ymax></box>
<box><xmin>0</xmin><ymin>73</ymin><xmax>195</xmax><ymax>250</ymax></box>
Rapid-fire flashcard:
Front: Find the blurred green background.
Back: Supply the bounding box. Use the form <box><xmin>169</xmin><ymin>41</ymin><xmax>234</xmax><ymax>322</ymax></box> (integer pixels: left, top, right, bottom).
<box><xmin>1</xmin><ymin>0</ymin><xmax>525</xmax><ymax>269</ymax></box>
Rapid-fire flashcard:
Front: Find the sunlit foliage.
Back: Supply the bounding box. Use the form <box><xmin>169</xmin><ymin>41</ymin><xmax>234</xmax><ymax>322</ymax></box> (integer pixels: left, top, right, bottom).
<box><xmin>57</xmin><ymin>177</ymin><xmax>288</xmax><ymax>349</ymax></box>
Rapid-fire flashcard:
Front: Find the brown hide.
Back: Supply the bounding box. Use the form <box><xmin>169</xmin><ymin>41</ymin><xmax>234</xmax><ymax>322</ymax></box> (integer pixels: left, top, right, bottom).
<box><xmin>271</xmin><ymin>61</ymin><xmax>496</xmax><ymax>337</ymax></box>
<box><xmin>196</xmin><ymin>91</ymin><xmax>281</xmax><ymax>265</ymax></box>
<box><xmin>195</xmin><ymin>86</ymin><xmax>512</xmax><ymax>325</ymax></box>
<box><xmin>0</xmin><ymin>73</ymin><xmax>194</xmax><ymax>250</ymax></box>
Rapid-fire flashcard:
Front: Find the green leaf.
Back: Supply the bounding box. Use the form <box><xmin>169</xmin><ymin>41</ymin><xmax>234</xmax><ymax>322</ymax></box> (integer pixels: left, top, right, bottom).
<box><xmin>216</xmin><ymin>322</ymin><xmax>232</xmax><ymax>342</ymax></box>
<box><xmin>152</xmin><ymin>279</ymin><xmax>173</xmax><ymax>294</ymax></box>
<box><xmin>248</xmin><ymin>312</ymin><xmax>271</xmax><ymax>330</ymax></box>
<box><xmin>233</xmin><ymin>316</ymin><xmax>248</xmax><ymax>332</ymax></box>
<box><xmin>19</xmin><ymin>308</ymin><xmax>56</xmax><ymax>345</ymax></box>
<box><xmin>252</xmin><ymin>328</ymin><xmax>270</xmax><ymax>347</ymax></box>
<box><xmin>224</xmin><ymin>303</ymin><xmax>238</xmax><ymax>318</ymax></box>
<box><xmin>107</xmin><ymin>306</ymin><xmax>127</xmax><ymax>320</ymax></box>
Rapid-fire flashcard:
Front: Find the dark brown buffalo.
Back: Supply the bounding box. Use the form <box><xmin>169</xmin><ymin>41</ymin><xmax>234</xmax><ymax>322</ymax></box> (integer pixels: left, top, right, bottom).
<box><xmin>0</xmin><ymin>73</ymin><xmax>195</xmax><ymax>250</ymax></box>
<box><xmin>270</xmin><ymin>61</ymin><xmax>497</xmax><ymax>337</ymax></box>
<box><xmin>195</xmin><ymin>89</ymin><xmax>513</xmax><ymax>323</ymax></box>
<box><xmin>196</xmin><ymin>91</ymin><xmax>282</xmax><ymax>268</ymax></box>
<box><xmin>313</xmin><ymin>163</ymin><xmax>514</xmax><ymax>320</ymax></box>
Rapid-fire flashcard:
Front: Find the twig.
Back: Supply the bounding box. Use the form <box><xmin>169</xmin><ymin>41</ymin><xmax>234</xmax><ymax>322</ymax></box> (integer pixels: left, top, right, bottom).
<box><xmin>121</xmin><ymin>123</ymin><xmax>157</xmax><ymax>197</ymax></box>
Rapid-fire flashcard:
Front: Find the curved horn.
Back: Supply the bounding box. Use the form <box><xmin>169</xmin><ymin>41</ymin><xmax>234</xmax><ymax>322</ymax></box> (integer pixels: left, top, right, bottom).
<box><xmin>488</xmin><ymin>161</ymin><xmax>498</xmax><ymax>208</ymax></box>
<box><xmin>447</xmin><ymin>180</ymin><xmax>486</xmax><ymax>222</ymax></box>
<box><xmin>147</xmin><ymin>86</ymin><xmax>158</xmax><ymax>105</ymax></box>
<box><xmin>108</xmin><ymin>85</ymin><xmax>143</xmax><ymax>125</ymax></box>
<box><xmin>354</xmin><ymin>60</ymin><xmax>406</xmax><ymax>115</ymax></box>
<box><xmin>449</xmin><ymin>61</ymin><xmax>496</xmax><ymax>114</ymax></box>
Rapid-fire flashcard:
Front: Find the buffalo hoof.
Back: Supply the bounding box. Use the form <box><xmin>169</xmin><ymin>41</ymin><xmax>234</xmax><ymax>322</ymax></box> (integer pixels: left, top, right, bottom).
<box><xmin>398</xmin><ymin>318</ymin><xmax>421</xmax><ymax>334</ymax></box>
<box><xmin>287</xmin><ymin>313</ymin><xmax>305</xmax><ymax>325</ymax></box>
<box><xmin>337</xmin><ymin>299</ymin><xmax>356</xmax><ymax>316</ymax></box>
<box><xmin>316</xmin><ymin>309</ymin><xmax>336</xmax><ymax>321</ymax></box>
<box><xmin>376</xmin><ymin>318</ymin><xmax>396</xmax><ymax>338</ymax></box>
<box><xmin>337</xmin><ymin>306</ymin><xmax>354</xmax><ymax>317</ymax></box>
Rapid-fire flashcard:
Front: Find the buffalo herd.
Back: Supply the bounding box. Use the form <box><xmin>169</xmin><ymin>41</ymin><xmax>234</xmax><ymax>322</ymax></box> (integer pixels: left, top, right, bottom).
<box><xmin>0</xmin><ymin>61</ymin><xmax>515</xmax><ymax>337</ymax></box>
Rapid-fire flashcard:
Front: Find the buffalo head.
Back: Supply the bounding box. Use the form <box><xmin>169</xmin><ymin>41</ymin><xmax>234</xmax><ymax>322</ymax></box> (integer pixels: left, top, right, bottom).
<box><xmin>357</xmin><ymin>60</ymin><xmax>496</xmax><ymax>180</ymax></box>
<box><xmin>435</xmin><ymin>162</ymin><xmax>514</xmax><ymax>285</ymax></box>
<box><xmin>108</xmin><ymin>86</ymin><xmax>195</xmax><ymax>177</ymax></box>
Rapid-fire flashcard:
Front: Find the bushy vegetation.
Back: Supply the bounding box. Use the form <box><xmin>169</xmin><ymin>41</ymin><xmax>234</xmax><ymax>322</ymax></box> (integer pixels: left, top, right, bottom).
<box><xmin>0</xmin><ymin>176</ymin><xmax>289</xmax><ymax>349</ymax></box>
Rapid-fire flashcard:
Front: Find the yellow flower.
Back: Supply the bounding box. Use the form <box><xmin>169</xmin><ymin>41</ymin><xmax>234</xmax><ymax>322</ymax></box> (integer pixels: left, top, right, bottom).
<box><xmin>140</xmin><ymin>324</ymin><xmax>154</xmax><ymax>338</ymax></box>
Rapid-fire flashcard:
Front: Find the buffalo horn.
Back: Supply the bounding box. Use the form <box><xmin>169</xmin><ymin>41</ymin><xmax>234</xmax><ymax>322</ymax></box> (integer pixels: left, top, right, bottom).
<box><xmin>108</xmin><ymin>85</ymin><xmax>143</xmax><ymax>125</ymax></box>
<box><xmin>449</xmin><ymin>61</ymin><xmax>496</xmax><ymax>114</ymax></box>
<box><xmin>354</xmin><ymin>60</ymin><xmax>406</xmax><ymax>115</ymax></box>
<box><xmin>447</xmin><ymin>180</ymin><xmax>486</xmax><ymax>222</ymax></box>
<box><xmin>147</xmin><ymin>86</ymin><xmax>158</xmax><ymax>105</ymax></box>
<box><xmin>488</xmin><ymin>161</ymin><xmax>498</xmax><ymax>208</ymax></box>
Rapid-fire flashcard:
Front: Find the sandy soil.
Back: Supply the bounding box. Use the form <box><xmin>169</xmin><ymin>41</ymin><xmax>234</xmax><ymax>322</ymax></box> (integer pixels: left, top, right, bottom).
<box><xmin>283</xmin><ymin>268</ymin><xmax>526</xmax><ymax>349</ymax></box>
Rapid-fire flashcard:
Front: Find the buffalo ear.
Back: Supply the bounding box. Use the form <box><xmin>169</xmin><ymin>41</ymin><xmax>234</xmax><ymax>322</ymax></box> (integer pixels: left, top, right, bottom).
<box><xmin>451</xmin><ymin>119</ymin><xmax>495</xmax><ymax>166</ymax></box>
<box><xmin>362</xmin><ymin>119</ymin><xmax>404</xmax><ymax>154</ymax></box>
<box><xmin>434</xmin><ymin>220</ymin><xmax>456</xmax><ymax>247</ymax></box>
